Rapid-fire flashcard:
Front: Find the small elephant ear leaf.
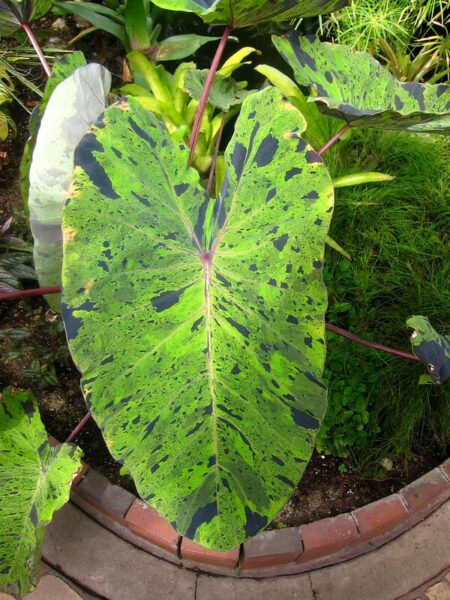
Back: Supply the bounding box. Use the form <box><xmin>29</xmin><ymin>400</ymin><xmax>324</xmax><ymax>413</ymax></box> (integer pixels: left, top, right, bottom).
<box><xmin>149</xmin><ymin>0</ymin><xmax>350</xmax><ymax>28</ymax></box>
<box><xmin>407</xmin><ymin>316</ymin><xmax>450</xmax><ymax>384</ymax></box>
<box><xmin>28</xmin><ymin>63</ymin><xmax>111</xmax><ymax>310</ymax></box>
<box><xmin>61</xmin><ymin>87</ymin><xmax>334</xmax><ymax>550</ymax></box>
<box><xmin>0</xmin><ymin>388</ymin><xmax>82</xmax><ymax>596</ymax></box>
<box><xmin>0</xmin><ymin>0</ymin><xmax>55</xmax><ymax>35</ymax></box>
<box><xmin>273</xmin><ymin>34</ymin><xmax>450</xmax><ymax>133</ymax></box>
<box><xmin>20</xmin><ymin>52</ymin><xmax>87</xmax><ymax>215</ymax></box>
<box><xmin>183</xmin><ymin>68</ymin><xmax>250</xmax><ymax>110</ymax></box>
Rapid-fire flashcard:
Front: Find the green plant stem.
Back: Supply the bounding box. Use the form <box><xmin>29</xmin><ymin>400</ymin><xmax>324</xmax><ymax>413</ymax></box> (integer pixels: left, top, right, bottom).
<box><xmin>21</xmin><ymin>23</ymin><xmax>51</xmax><ymax>77</ymax></box>
<box><xmin>318</xmin><ymin>124</ymin><xmax>352</xmax><ymax>156</ymax></box>
<box><xmin>206</xmin><ymin>112</ymin><xmax>226</xmax><ymax>195</ymax></box>
<box><xmin>189</xmin><ymin>25</ymin><xmax>232</xmax><ymax>165</ymax></box>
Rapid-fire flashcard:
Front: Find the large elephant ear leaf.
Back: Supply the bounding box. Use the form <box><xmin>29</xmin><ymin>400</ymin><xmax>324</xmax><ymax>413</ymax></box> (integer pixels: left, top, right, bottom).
<box><xmin>0</xmin><ymin>387</ymin><xmax>82</xmax><ymax>596</ymax></box>
<box><xmin>407</xmin><ymin>316</ymin><xmax>450</xmax><ymax>384</ymax></box>
<box><xmin>273</xmin><ymin>33</ymin><xmax>450</xmax><ymax>133</ymax></box>
<box><xmin>20</xmin><ymin>52</ymin><xmax>87</xmax><ymax>215</ymax></box>
<box><xmin>61</xmin><ymin>87</ymin><xmax>333</xmax><ymax>551</ymax></box>
<box><xmin>28</xmin><ymin>62</ymin><xmax>110</xmax><ymax>310</ymax></box>
<box><xmin>149</xmin><ymin>0</ymin><xmax>350</xmax><ymax>27</ymax></box>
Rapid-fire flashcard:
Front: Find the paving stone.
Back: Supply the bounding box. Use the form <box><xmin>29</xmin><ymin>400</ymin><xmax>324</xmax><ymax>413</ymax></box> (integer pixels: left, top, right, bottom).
<box><xmin>400</xmin><ymin>469</ymin><xmax>450</xmax><ymax>514</ymax></box>
<box><xmin>310</xmin><ymin>501</ymin><xmax>450</xmax><ymax>600</ymax></box>
<box><xmin>0</xmin><ymin>593</ymin><xmax>15</xmax><ymax>600</ymax></box>
<box><xmin>43</xmin><ymin>503</ymin><xmax>196</xmax><ymax>600</ymax></box>
<box><xmin>426</xmin><ymin>581</ymin><xmax>450</xmax><ymax>600</ymax></box>
<box><xmin>25</xmin><ymin>575</ymin><xmax>83</xmax><ymax>600</ymax></box>
<box><xmin>196</xmin><ymin>572</ymin><xmax>314</xmax><ymax>600</ymax></box>
<box><xmin>298</xmin><ymin>513</ymin><xmax>358</xmax><ymax>563</ymax></box>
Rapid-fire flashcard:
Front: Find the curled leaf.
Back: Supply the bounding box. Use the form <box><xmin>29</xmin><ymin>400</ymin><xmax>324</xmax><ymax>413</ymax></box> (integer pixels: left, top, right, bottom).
<box><xmin>407</xmin><ymin>316</ymin><xmax>450</xmax><ymax>383</ymax></box>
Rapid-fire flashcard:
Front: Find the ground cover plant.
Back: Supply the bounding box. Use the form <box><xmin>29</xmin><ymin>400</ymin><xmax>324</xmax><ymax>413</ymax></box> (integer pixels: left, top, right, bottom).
<box><xmin>0</xmin><ymin>0</ymin><xmax>449</xmax><ymax>593</ymax></box>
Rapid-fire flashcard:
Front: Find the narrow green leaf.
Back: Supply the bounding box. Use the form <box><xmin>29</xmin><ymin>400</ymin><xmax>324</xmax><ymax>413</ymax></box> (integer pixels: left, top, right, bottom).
<box><xmin>333</xmin><ymin>172</ymin><xmax>394</xmax><ymax>188</ymax></box>
<box><xmin>325</xmin><ymin>234</ymin><xmax>351</xmax><ymax>260</ymax></box>
<box><xmin>273</xmin><ymin>34</ymin><xmax>450</xmax><ymax>133</ymax></box>
<box><xmin>61</xmin><ymin>87</ymin><xmax>334</xmax><ymax>550</ymax></box>
<box><xmin>154</xmin><ymin>34</ymin><xmax>222</xmax><ymax>62</ymax></box>
<box><xmin>219</xmin><ymin>47</ymin><xmax>260</xmax><ymax>77</ymax></box>
<box><xmin>29</xmin><ymin>63</ymin><xmax>110</xmax><ymax>310</ymax></box>
<box><xmin>0</xmin><ymin>388</ymin><xmax>82</xmax><ymax>596</ymax></box>
<box><xmin>125</xmin><ymin>0</ymin><xmax>151</xmax><ymax>50</ymax></box>
<box><xmin>407</xmin><ymin>316</ymin><xmax>450</xmax><ymax>384</ymax></box>
<box><xmin>56</xmin><ymin>1</ymin><xmax>128</xmax><ymax>46</ymax></box>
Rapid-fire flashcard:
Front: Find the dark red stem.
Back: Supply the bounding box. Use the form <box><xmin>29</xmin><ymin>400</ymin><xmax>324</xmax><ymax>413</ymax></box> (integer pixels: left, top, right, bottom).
<box><xmin>0</xmin><ymin>285</ymin><xmax>60</xmax><ymax>300</ymax></box>
<box><xmin>21</xmin><ymin>23</ymin><xmax>51</xmax><ymax>77</ymax></box>
<box><xmin>318</xmin><ymin>124</ymin><xmax>352</xmax><ymax>156</ymax></box>
<box><xmin>326</xmin><ymin>323</ymin><xmax>419</xmax><ymax>362</ymax></box>
<box><xmin>65</xmin><ymin>412</ymin><xmax>92</xmax><ymax>443</ymax></box>
<box><xmin>189</xmin><ymin>25</ymin><xmax>232</xmax><ymax>165</ymax></box>
<box><xmin>206</xmin><ymin>112</ymin><xmax>226</xmax><ymax>196</ymax></box>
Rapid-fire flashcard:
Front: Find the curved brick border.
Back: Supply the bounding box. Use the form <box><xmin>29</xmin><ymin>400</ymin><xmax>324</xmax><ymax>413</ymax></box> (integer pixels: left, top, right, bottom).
<box><xmin>69</xmin><ymin>458</ymin><xmax>450</xmax><ymax>578</ymax></box>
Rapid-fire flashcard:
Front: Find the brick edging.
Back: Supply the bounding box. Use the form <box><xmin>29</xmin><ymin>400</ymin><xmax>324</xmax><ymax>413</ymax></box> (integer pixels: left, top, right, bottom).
<box><xmin>69</xmin><ymin>458</ymin><xmax>450</xmax><ymax>578</ymax></box>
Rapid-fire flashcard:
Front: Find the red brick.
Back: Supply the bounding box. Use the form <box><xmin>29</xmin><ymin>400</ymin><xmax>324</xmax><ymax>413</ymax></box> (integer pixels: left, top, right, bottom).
<box><xmin>240</xmin><ymin>528</ymin><xmax>302</xmax><ymax>569</ymax></box>
<box><xmin>297</xmin><ymin>513</ymin><xmax>359</xmax><ymax>563</ymax></box>
<box><xmin>440</xmin><ymin>459</ymin><xmax>450</xmax><ymax>482</ymax></box>
<box><xmin>71</xmin><ymin>462</ymin><xmax>89</xmax><ymax>488</ymax></box>
<box><xmin>125</xmin><ymin>499</ymin><xmax>180</xmax><ymax>555</ymax></box>
<box><xmin>400</xmin><ymin>468</ymin><xmax>450</xmax><ymax>514</ymax></box>
<box><xmin>180</xmin><ymin>538</ymin><xmax>239</xmax><ymax>569</ymax></box>
<box><xmin>353</xmin><ymin>495</ymin><xmax>408</xmax><ymax>542</ymax></box>
<box><xmin>75</xmin><ymin>469</ymin><xmax>134</xmax><ymax>522</ymax></box>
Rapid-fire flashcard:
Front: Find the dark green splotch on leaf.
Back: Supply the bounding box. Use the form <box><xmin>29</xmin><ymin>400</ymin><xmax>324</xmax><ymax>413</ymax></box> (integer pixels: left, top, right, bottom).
<box><xmin>149</xmin><ymin>0</ymin><xmax>350</xmax><ymax>28</ymax></box>
<box><xmin>0</xmin><ymin>388</ymin><xmax>82</xmax><ymax>596</ymax></box>
<box><xmin>273</xmin><ymin>34</ymin><xmax>450</xmax><ymax>133</ymax></box>
<box><xmin>61</xmin><ymin>88</ymin><xmax>334</xmax><ymax>550</ymax></box>
<box><xmin>407</xmin><ymin>316</ymin><xmax>450</xmax><ymax>384</ymax></box>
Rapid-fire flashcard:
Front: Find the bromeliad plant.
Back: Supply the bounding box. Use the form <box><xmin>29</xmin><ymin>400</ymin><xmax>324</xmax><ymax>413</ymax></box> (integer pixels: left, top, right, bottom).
<box><xmin>1</xmin><ymin>0</ymin><xmax>450</xmax><ymax>591</ymax></box>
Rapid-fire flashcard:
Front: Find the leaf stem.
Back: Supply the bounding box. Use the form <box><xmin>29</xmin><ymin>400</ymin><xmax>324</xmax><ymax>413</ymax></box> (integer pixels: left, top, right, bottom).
<box><xmin>326</xmin><ymin>323</ymin><xmax>419</xmax><ymax>362</ymax></box>
<box><xmin>189</xmin><ymin>25</ymin><xmax>232</xmax><ymax>165</ymax></box>
<box><xmin>65</xmin><ymin>412</ymin><xmax>92</xmax><ymax>443</ymax></box>
<box><xmin>0</xmin><ymin>285</ymin><xmax>60</xmax><ymax>300</ymax></box>
<box><xmin>206</xmin><ymin>112</ymin><xmax>226</xmax><ymax>196</ymax></box>
<box><xmin>21</xmin><ymin>23</ymin><xmax>52</xmax><ymax>78</ymax></box>
<box><xmin>318</xmin><ymin>124</ymin><xmax>352</xmax><ymax>156</ymax></box>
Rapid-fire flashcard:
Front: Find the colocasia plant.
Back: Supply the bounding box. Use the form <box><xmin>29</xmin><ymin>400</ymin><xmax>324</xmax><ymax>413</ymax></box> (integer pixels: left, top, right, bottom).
<box><xmin>1</xmin><ymin>0</ymin><xmax>450</xmax><ymax>593</ymax></box>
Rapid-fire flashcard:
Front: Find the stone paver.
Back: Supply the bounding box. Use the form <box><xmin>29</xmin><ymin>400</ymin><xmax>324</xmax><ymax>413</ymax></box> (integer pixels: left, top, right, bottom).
<box><xmin>425</xmin><ymin>578</ymin><xmax>450</xmax><ymax>600</ymax></box>
<box><xmin>25</xmin><ymin>575</ymin><xmax>83</xmax><ymax>600</ymax></box>
<box><xmin>34</xmin><ymin>500</ymin><xmax>450</xmax><ymax>600</ymax></box>
<box><xmin>309</xmin><ymin>502</ymin><xmax>450</xmax><ymax>600</ymax></box>
<box><xmin>196</xmin><ymin>572</ymin><xmax>314</xmax><ymax>600</ymax></box>
<box><xmin>43</xmin><ymin>503</ymin><xmax>196</xmax><ymax>600</ymax></box>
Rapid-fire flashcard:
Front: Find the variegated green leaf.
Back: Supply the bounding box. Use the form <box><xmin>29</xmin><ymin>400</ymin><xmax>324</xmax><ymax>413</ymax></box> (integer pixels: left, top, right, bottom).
<box><xmin>0</xmin><ymin>388</ymin><xmax>82</xmax><ymax>596</ymax></box>
<box><xmin>29</xmin><ymin>63</ymin><xmax>110</xmax><ymax>310</ymax></box>
<box><xmin>20</xmin><ymin>52</ymin><xmax>87</xmax><ymax>215</ymax></box>
<box><xmin>61</xmin><ymin>88</ymin><xmax>334</xmax><ymax>550</ymax></box>
<box><xmin>273</xmin><ymin>34</ymin><xmax>450</xmax><ymax>133</ymax></box>
<box><xmin>149</xmin><ymin>0</ymin><xmax>350</xmax><ymax>28</ymax></box>
<box><xmin>183</xmin><ymin>68</ymin><xmax>250</xmax><ymax>110</ymax></box>
<box><xmin>407</xmin><ymin>316</ymin><xmax>450</xmax><ymax>384</ymax></box>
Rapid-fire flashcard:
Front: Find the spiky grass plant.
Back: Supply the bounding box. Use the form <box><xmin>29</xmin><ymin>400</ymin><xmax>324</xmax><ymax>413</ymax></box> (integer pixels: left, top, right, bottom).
<box><xmin>322</xmin><ymin>130</ymin><xmax>450</xmax><ymax>473</ymax></box>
